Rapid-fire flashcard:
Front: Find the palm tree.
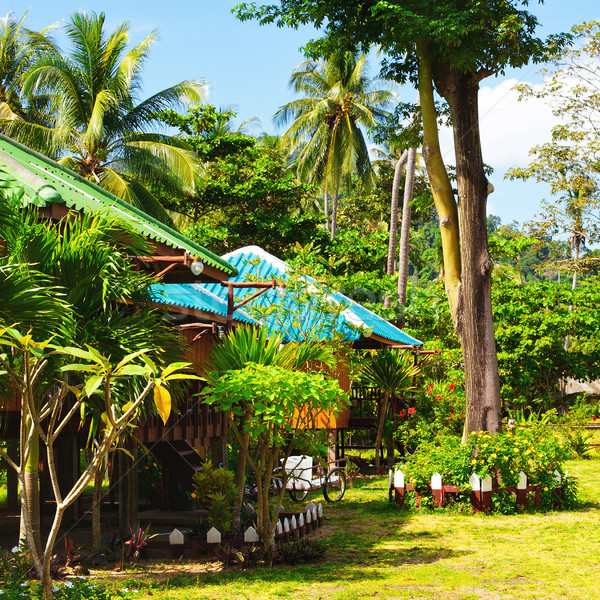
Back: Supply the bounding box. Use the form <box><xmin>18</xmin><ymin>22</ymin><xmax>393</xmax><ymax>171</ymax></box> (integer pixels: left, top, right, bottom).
<box><xmin>361</xmin><ymin>350</ymin><xmax>420</xmax><ymax>473</ymax></box>
<box><xmin>275</xmin><ymin>51</ymin><xmax>396</xmax><ymax>239</ymax></box>
<box><xmin>3</xmin><ymin>11</ymin><xmax>206</xmax><ymax>225</ymax></box>
<box><xmin>0</xmin><ymin>12</ymin><xmax>56</xmax><ymax>122</ymax></box>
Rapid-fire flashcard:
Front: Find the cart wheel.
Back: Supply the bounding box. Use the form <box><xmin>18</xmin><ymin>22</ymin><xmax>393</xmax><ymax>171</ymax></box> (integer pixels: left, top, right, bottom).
<box><xmin>323</xmin><ymin>468</ymin><xmax>346</xmax><ymax>502</ymax></box>
<box><xmin>289</xmin><ymin>486</ymin><xmax>309</xmax><ymax>502</ymax></box>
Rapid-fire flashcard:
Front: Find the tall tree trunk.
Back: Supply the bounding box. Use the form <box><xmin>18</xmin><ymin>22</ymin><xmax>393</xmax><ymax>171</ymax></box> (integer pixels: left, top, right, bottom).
<box><xmin>416</xmin><ymin>43</ymin><xmax>461</xmax><ymax>319</ymax></box>
<box><xmin>91</xmin><ymin>457</ymin><xmax>103</xmax><ymax>555</ymax></box>
<box><xmin>20</xmin><ymin>425</ymin><xmax>42</xmax><ymax>556</ymax></box>
<box><xmin>396</xmin><ymin>147</ymin><xmax>418</xmax><ymax>326</ymax></box>
<box><xmin>231</xmin><ymin>428</ymin><xmax>250</xmax><ymax>535</ymax></box>
<box><xmin>384</xmin><ymin>150</ymin><xmax>408</xmax><ymax>309</ymax></box>
<box><xmin>323</xmin><ymin>189</ymin><xmax>331</xmax><ymax>232</ymax></box>
<box><xmin>564</xmin><ymin>236</ymin><xmax>580</xmax><ymax>353</ymax></box>
<box><xmin>330</xmin><ymin>185</ymin><xmax>339</xmax><ymax>240</ymax></box>
<box><xmin>445</xmin><ymin>71</ymin><xmax>502</xmax><ymax>439</ymax></box>
<box><xmin>374</xmin><ymin>392</ymin><xmax>390</xmax><ymax>473</ymax></box>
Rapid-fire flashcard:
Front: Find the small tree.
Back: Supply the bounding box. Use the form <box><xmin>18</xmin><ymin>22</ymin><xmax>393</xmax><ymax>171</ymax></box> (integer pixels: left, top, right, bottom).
<box><xmin>0</xmin><ymin>327</ymin><xmax>193</xmax><ymax>600</ymax></box>
<box><xmin>203</xmin><ymin>361</ymin><xmax>348</xmax><ymax>551</ymax></box>
<box><xmin>360</xmin><ymin>349</ymin><xmax>420</xmax><ymax>472</ymax></box>
<box><xmin>203</xmin><ymin>326</ymin><xmax>338</xmax><ymax>534</ymax></box>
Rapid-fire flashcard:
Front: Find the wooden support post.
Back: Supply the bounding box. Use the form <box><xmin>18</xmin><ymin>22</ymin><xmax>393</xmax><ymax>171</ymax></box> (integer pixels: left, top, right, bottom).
<box><xmin>393</xmin><ymin>469</ymin><xmax>406</xmax><ymax>507</ymax></box>
<box><xmin>516</xmin><ymin>471</ymin><xmax>527</xmax><ymax>508</ymax></box>
<box><xmin>481</xmin><ymin>475</ymin><xmax>493</xmax><ymax>512</ymax></box>
<box><xmin>431</xmin><ymin>473</ymin><xmax>444</xmax><ymax>507</ymax></box>
<box><xmin>470</xmin><ymin>473</ymin><xmax>482</xmax><ymax>512</ymax></box>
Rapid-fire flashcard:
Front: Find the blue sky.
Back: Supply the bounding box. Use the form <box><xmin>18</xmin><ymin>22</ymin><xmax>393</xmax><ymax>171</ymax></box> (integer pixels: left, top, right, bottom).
<box><xmin>12</xmin><ymin>2</ymin><xmax>600</xmax><ymax>227</ymax></box>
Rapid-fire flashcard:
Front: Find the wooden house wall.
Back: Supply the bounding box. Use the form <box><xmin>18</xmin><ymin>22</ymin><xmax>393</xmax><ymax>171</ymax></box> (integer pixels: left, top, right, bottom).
<box><xmin>134</xmin><ymin>329</ymin><xmax>227</xmax><ymax>447</ymax></box>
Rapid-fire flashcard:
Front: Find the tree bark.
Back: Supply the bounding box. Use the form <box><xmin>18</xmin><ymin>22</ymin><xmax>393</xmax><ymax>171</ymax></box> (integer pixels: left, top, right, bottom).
<box><xmin>20</xmin><ymin>429</ymin><xmax>42</xmax><ymax>556</ymax></box>
<box><xmin>416</xmin><ymin>42</ymin><xmax>461</xmax><ymax>319</ymax></box>
<box><xmin>397</xmin><ymin>147</ymin><xmax>418</xmax><ymax>326</ymax></box>
<box><xmin>91</xmin><ymin>458</ymin><xmax>103</xmax><ymax>555</ymax></box>
<box><xmin>323</xmin><ymin>189</ymin><xmax>331</xmax><ymax>232</ymax></box>
<box><xmin>374</xmin><ymin>392</ymin><xmax>390</xmax><ymax>473</ymax></box>
<box><xmin>330</xmin><ymin>185</ymin><xmax>339</xmax><ymax>240</ymax></box>
<box><xmin>231</xmin><ymin>429</ymin><xmax>249</xmax><ymax>535</ymax></box>
<box><xmin>384</xmin><ymin>150</ymin><xmax>408</xmax><ymax>309</ymax></box>
<box><xmin>444</xmin><ymin>70</ymin><xmax>502</xmax><ymax>438</ymax></box>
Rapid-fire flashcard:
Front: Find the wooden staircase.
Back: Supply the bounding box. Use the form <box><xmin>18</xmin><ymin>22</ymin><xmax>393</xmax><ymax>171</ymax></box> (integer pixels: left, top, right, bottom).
<box><xmin>149</xmin><ymin>440</ymin><xmax>206</xmax><ymax>491</ymax></box>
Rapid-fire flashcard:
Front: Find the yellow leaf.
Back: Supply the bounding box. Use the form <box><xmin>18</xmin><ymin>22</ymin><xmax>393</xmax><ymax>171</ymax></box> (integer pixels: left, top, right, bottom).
<box><xmin>154</xmin><ymin>385</ymin><xmax>171</xmax><ymax>425</ymax></box>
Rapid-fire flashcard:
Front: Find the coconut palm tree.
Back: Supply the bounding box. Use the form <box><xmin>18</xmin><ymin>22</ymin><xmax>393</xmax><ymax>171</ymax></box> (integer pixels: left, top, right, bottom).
<box><xmin>3</xmin><ymin>11</ymin><xmax>206</xmax><ymax>225</ymax></box>
<box><xmin>275</xmin><ymin>51</ymin><xmax>396</xmax><ymax>239</ymax></box>
<box><xmin>361</xmin><ymin>349</ymin><xmax>420</xmax><ymax>473</ymax></box>
<box><xmin>0</xmin><ymin>12</ymin><xmax>57</xmax><ymax>122</ymax></box>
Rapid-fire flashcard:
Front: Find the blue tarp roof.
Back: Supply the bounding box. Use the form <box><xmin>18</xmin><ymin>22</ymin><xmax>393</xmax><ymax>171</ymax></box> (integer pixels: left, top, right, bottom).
<box><xmin>153</xmin><ymin>245</ymin><xmax>421</xmax><ymax>346</ymax></box>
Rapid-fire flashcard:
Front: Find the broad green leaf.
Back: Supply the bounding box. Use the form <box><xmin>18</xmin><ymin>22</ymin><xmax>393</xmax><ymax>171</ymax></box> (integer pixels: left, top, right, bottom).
<box><xmin>114</xmin><ymin>365</ymin><xmax>149</xmax><ymax>377</ymax></box>
<box><xmin>160</xmin><ymin>361</ymin><xmax>193</xmax><ymax>378</ymax></box>
<box><xmin>115</xmin><ymin>349</ymin><xmax>151</xmax><ymax>372</ymax></box>
<box><xmin>85</xmin><ymin>375</ymin><xmax>103</xmax><ymax>398</ymax></box>
<box><xmin>61</xmin><ymin>364</ymin><xmax>98</xmax><ymax>373</ymax></box>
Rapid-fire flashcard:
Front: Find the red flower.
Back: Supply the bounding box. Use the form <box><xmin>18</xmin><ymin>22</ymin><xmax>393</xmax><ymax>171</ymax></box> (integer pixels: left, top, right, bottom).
<box><xmin>399</xmin><ymin>410</ymin><xmax>406</xmax><ymax>417</ymax></box>
<box><xmin>449</xmin><ymin>383</ymin><xmax>456</xmax><ymax>391</ymax></box>
<box><xmin>435</xmin><ymin>394</ymin><xmax>442</xmax><ymax>401</ymax></box>
<box><xmin>594</xmin><ymin>416</ymin><xmax>598</xmax><ymax>422</ymax></box>
<box><xmin>450</xmin><ymin>406</ymin><xmax>454</xmax><ymax>413</ymax></box>
<box><xmin>408</xmin><ymin>407</ymin><xmax>416</xmax><ymax>415</ymax></box>
<box><xmin>426</xmin><ymin>384</ymin><xmax>433</xmax><ymax>395</ymax></box>
<box><xmin>449</xmin><ymin>416</ymin><xmax>454</xmax><ymax>421</ymax></box>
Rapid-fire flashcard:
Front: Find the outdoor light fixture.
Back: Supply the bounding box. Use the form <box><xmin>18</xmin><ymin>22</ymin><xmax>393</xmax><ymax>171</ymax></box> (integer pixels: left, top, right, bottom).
<box><xmin>190</xmin><ymin>260</ymin><xmax>204</xmax><ymax>276</ymax></box>
<box><xmin>276</xmin><ymin>286</ymin><xmax>287</xmax><ymax>299</ymax></box>
<box><xmin>217</xmin><ymin>325</ymin><xmax>226</xmax><ymax>340</ymax></box>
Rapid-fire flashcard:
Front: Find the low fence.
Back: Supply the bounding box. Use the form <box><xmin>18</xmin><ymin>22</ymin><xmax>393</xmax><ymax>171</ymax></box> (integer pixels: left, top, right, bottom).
<box><xmin>389</xmin><ymin>468</ymin><xmax>567</xmax><ymax>512</ymax></box>
<box><xmin>145</xmin><ymin>501</ymin><xmax>324</xmax><ymax>558</ymax></box>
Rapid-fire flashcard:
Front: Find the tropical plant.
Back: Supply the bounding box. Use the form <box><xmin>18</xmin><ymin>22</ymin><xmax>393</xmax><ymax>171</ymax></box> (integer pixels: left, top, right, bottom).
<box><xmin>204</xmin><ymin>325</ymin><xmax>337</xmax><ymax>532</ymax></box>
<box><xmin>0</xmin><ymin>328</ymin><xmax>194</xmax><ymax>600</ymax></box>
<box><xmin>3</xmin><ymin>11</ymin><xmax>205</xmax><ymax>225</ymax></box>
<box><xmin>275</xmin><ymin>51</ymin><xmax>395</xmax><ymax>239</ymax></box>
<box><xmin>0</xmin><ymin>196</ymin><xmax>186</xmax><ymax>557</ymax></box>
<box><xmin>360</xmin><ymin>349</ymin><xmax>420</xmax><ymax>472</ymax></box>
<box><xmin>0</xmin><ymin>11</ymin><xmax>57</xmax><ymax>122</ymax></box>
<box><xmin>203</xmin><ymin>357</ymin><xmax>348</xmax><ymax>552</ymax></box>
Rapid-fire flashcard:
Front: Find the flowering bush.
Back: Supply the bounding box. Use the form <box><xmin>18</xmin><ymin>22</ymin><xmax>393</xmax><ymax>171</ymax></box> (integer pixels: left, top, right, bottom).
<box><xmin>395</xmin><ymin>379</ymin><xmax>465</xmax><ymax>455</ymax></box>
<box><xmin>399</xmin><ymin>423</ymin><xmax>578</xmax><ymax>513</ymax></box>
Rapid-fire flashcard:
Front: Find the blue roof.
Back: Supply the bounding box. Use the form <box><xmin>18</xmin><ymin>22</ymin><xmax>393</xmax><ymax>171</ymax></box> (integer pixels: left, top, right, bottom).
<box><xmin>149</xmin><ymin>283</ymin><xmax>257</xmax><ymax>325</ymax></box>
<box><xmin>194</xmin><ymin>246</ymin><xmax>423</xmax><ymax>346</ymax></box>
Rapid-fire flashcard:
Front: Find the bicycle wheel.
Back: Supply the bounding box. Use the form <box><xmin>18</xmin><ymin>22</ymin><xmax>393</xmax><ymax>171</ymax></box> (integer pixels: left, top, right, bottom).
<box><xmin>323</xmin><ymin>468</ymin><xmax>346</xmax><ymax>502</ymax></box>
<box><xmin>288</xmin><ymin>486</ymin><xmax>309</xmax><ymax>502</ymax></box>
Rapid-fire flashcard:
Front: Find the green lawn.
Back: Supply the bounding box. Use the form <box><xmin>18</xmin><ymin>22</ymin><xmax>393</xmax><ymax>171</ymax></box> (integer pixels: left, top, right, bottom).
<box><xmin>101</xmin><ymin>458</ymin><xmax>599</xmax><ymax>600</ymax></box>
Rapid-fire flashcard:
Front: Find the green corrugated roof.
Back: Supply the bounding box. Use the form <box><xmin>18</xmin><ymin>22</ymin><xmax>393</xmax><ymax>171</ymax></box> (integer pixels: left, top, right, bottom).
<box><xmin>0</xmin><ymin>134</ymin><xmax>237</xmax><ymax>276</ymax></box>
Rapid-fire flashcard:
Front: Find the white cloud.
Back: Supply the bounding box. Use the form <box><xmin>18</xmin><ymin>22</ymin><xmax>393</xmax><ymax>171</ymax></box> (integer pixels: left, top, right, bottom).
<box><xmin>439</xmin><ymin>78</ymin><xmax>558</xmax><ymax>170</ymax></box>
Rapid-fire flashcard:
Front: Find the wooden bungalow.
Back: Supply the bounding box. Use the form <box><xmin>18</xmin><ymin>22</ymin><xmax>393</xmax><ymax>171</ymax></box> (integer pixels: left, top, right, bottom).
<box><xmin>151</xmin><ymin>245</ymin><xmax>425</xmax><ymax>459</ymax></box>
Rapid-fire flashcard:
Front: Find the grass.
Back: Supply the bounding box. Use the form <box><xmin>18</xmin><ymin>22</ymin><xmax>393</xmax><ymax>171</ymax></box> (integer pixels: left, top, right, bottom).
<box><xmin>90</xmin><ymin>458</ymin><xmax>600</xmax><ymax>600</ymax></box>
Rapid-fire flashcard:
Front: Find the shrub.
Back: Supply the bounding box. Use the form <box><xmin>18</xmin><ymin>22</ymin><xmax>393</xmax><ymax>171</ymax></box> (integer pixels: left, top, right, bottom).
<box><xmin>400</xmin><ymin>424</ymin><xmax>577</xmax><ymax>512</ymax></box>
<box><xmin>192</xmin><ymin>465</ymin><xmax>237</xmax><ymax>533</ymax></box>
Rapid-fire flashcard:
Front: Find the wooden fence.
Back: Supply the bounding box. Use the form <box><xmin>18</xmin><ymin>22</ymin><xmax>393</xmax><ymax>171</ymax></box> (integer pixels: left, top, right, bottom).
<box><xmin>389</xmin><ymin>468</ymin><xmax>567</xmax><ymax>512</ymax></box>
<box><xmin>145</xmin><ymin>501</ymin><xmax>324</xmax><ymax>558</ymax></box>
